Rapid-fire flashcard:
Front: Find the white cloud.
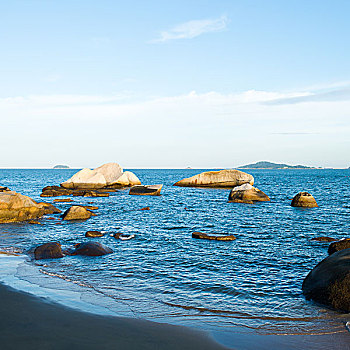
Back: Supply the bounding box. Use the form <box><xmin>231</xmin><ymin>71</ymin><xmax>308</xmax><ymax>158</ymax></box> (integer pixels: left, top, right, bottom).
<box><xmin>0</xmin><ymin>86</ymin><xmax>349</xmax><ymax>168</ymax></box>
<box><xmin>151</xmin><ymin>15</ymin><xmax>228</xmax><ymax>43</ymax></box>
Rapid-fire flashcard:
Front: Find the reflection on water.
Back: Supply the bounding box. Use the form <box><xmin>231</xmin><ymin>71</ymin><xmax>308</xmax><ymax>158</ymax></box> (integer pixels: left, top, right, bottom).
<box><xmin>0</xmin><ymin>168</ymin><xmax>350</xmax><ymax>336</ymax></box>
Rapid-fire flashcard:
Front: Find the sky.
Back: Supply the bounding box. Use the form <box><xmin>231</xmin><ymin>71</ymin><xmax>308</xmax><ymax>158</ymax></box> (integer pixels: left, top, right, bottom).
<box><xmin>0</xmin><ymin>0</ymin><xmax>349</xmax><ymax>168</ymax></box>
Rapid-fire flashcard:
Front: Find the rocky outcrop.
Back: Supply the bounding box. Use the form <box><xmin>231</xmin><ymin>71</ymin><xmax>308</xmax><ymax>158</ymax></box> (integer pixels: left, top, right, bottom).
<box><xmin>71</xmin><ymin>242</ymin><xmax>113</xmax><ymax>256</ymax></box>
<box><xmin>228</xmin><ymin>184</ymin><xmax>270</xmax><ymax>204</ymax></box>
<box><xmin>291</xmin><ymin>192</ymin><xmax>318</xmax><ymax>208</ymax></box>
<box><xmin>328</xmin><ymin>239</ymin><xmax>350</xmax><ymax>255</ymax></box>
<box><xmin>34</xmin><ymin>242</ymin><xmax>64</xmax><ymax>260</ymax></box>
<box><xmin>61</xmin><ymin>206</ymin><xmax>92</xmax><ymax>221</ymax></box>
<box><xmin>40</xmin><ymin>186</ymin><xmax>110</xmax><ymax>198</ymax></box>
<box><xmin>174</xmin><ymin>170</ymin><xmax>254</xmax><ymax>188</ymax></box>
<box><xmin>129</xmin><ymin>185</ymin><xmax>163</xmax><ymax>196</ymax></box>
<box><xmin>85</xmin><ymin>230</ymin><xmax>104</xmax><ymax>238</ymax></box>
<box><xmin>192</xmin><ymin>232</ymin><xmax>236</xmax><ymax>241</ymax></box>
<box><xmin>36</xmin><ymin>202</ymin><xmax>62</xmax><ymax>214</ymax></box>
<box><xmin>302</xmin><ymin>248</ymin><xmax>350</xmax><ymax>312</ymax></box>
<box><xmin>0</xmin><ymin>190</ymin><xmax>51</xmax><ymax>223</ymax></box>
<box><xmin>60</xmin><ymin>163</ymin><xmax>140</xmax><ymax>189</ymax></box>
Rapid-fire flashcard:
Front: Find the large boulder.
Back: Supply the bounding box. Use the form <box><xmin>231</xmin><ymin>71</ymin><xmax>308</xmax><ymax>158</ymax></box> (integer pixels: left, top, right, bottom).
<box><xmin>72</xmin><ymin>242</ymin><xmax>113</xmax><ymax>256</ymax></box>
<box><xmin>291</xmin><ymin>192</ymin><xmax>318</xmax><ymax>208</ymax></box>
<box><xmin>302</xmin><ymin>249</ymin><xmax>350</xmax><ymax>312</ymax></box>
<box><xmin>34</xmin><ymin>242</ymin><xmax>64</xmax><ymax>260</ymax></box>
<box><xmin>173</xmin><ymin>169</ymin><xmax>254</xmax><ymax>188</ymax></box>
<box><xmin>228</xmin><ymin>184</ymin><xmax>270</xmax><ymax>204</ymax></box>
<box><xmin>0</xmin><ymin>191</ymin><xmax>47</xmax><ymax>223</ymax></box>
<box><xmin>61</xmin><ymin>206</ymin><xmax>92</xmax><ymax>221</ymax></box>
<box><xmin>328</xmin><ymin>239</ymin><xmax>350</xmax><ymax>255</ymax></box>
<box><xmin>129</xmin><ymin>185</ymin><xmax>163</xmax><ymax>196</ymax></box>
<box><xmin>60</xmin><ymin>163</ymin><xmax>140</xmax><ymax>189</ymax></box>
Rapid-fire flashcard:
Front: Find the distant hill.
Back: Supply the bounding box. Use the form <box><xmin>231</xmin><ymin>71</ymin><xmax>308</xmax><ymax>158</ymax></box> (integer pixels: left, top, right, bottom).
<box><xmin>237</xmin><ymin>161</ymin><xmax>315</xmax><ymax>169</ymax></box>
<box><xmin>53</xmin><ymin>165</ymin><xmax>70</xmax><ymax>169</ymax></box>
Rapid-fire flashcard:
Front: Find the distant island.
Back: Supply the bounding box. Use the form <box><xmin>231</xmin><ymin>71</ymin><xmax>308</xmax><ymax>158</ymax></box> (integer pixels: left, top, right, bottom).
<box><xmin>53</xmin><ymin>165</ymin><xmax>70</xmax><ymax>169</ymax></box>
<box><xmin>237</xmin><ymin>161</ymin><xmax>316</xmax><ymax>169</ymax></box>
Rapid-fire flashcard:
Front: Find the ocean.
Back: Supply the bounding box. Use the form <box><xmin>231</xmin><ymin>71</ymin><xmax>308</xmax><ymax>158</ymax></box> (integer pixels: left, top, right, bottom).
<box><xmin>0</xmin><ymin>168</ymin><xmax>349</xmax><ymax>345</ymax></box>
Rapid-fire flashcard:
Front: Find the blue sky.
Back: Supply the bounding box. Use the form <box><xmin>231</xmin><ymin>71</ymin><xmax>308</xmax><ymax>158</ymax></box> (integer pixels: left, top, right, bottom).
<box><xmin>1</xmin><ymin>0</ymin><xmax>349</xmax><ymax>168</ymax></box>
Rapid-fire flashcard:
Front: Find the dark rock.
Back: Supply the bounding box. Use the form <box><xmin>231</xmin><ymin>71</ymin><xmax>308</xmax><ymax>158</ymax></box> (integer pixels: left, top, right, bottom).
<box><xmin>302</xmin><ymin>248</ymin><xmax>350</xmax><ymax>312</ymax></box>
<box><xmin>0</xmin><ymin>186</ymin><xmax>11</xmax><ymax>192</ymax></box>
<box><xmin>37</xmin><ymin>202</ymin><xmax>62</xmax><ymax>214</ymax></box>
<box><xmin>72</xmin><ymin>242</ymin><xmax>113</xmax><ymax>256</ymax></box>
<box><xmin>40</xmin><ymin>186</ymin><xmax>109</xmax><ymax>198</ymax></box>
<box><xmin>140</xmin><ymin>207</ymin><xmax>150</xmax><ymax>211</ymax></box>
<box><xmin>85</xmin><ymin>230</ymin><xmax>104</xmax><ymax>238</ymax></box>
<box><xmin>311</xmin><ymin>236</ymin><xmax>337</xmax><ymax>242</ymax></box>
<box><xmin>328</xmin><ymin>239</ymin><xmax>350</xmax><ymax>255</ymax></box>
<box><xmin>61</xmin><ymin>206</ymin><xmax>92</xmax><ymax>221</ymax></box>
<box><xmin>34</xmin><ymin>242</ymin><xmax>64</xmax><ymax>260</ymax></box>
<box><xmin>291</xmin><ymin>192</ymin><xmax>318</xmax><ymax>208</ymax></box>
<box><xmin>192</xmin><ymin>232</ymin><xmax>236</xmax><ymax>241</ymax></box>
<box><xmin>129</xmin><ymin>185</ymin><xmax>163</xmax><ymax>196</ymax></box>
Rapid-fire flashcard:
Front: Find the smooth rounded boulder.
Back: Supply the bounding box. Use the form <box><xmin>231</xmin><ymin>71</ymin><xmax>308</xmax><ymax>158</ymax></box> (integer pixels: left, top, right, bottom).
<box><xmin>61</xmin><ymin>206</ymin><xmax>92</xmax><ymax>221</ymax></box>
<box><xmin>328</xmin><ymin>239</ymin><xmax>350</xmax><ymax>255</ymax></box>
<box><xmin>302</xmin><ymin>248</ymin><xmax>350</xmax><ymax>312</ymax></box>
<box><xmin>34</xmin><ymin>242</ymin><xmax>64</xmax><ymax>260</ymax></box>
<box><xmin>0</xmin><ymin>191</ymin><xmax>47</xmax><ymax>223</ymax></box>
<box><xmin>291</xmin><ymin>192</ymin><xmax>318</xmax><ymax>208</ymax></box>
<box><xmin>173</xmin><ymin>169</ymin><xmax>254</xmax><ymax>188</ymax></box>
<box><xmin>228</xmin><ymin>184</ymin><xmax>270</xmax><ymax>204</ymax></box>
<box><xmin>72</xmin><ymin>242</ymin><xmax>113</xmax><ymax>256</ymax></box>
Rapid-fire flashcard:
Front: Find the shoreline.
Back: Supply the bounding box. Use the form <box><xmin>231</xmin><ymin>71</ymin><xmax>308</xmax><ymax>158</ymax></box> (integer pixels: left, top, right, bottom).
<box><xmin>1</xmin><ymin>254</ymin><xmax>350</xmax><ymax>349</ymax></box>
<box><xmin>0</xmin><ymin>254</ymin><xmax>229</xmax><ymax>350</ymax></box>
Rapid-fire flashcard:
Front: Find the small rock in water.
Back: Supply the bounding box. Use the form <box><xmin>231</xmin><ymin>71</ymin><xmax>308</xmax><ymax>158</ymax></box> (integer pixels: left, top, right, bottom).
<box><xmin>85</xmin><ymin>230</ymin><xmax>104</xmax><ymax>238</ymax></box>
<box><xmin>140</xmin><ymin>207</ymin><xmax>150</xmax><ymax>211</ymax></box>
<box><xmin>346</xmin><ymin>321</ymin><xmax>350</xmax><ymax>332</ymax></box>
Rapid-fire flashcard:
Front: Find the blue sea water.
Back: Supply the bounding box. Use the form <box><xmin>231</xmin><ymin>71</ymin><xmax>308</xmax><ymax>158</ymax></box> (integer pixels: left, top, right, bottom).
<box><xmin>0</xmin><ymin>168</ymin><xmax>350</xmax><ymax>338</ymax></box>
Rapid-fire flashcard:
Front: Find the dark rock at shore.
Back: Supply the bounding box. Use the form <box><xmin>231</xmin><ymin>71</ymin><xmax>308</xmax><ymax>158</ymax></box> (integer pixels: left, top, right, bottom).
<box><xmin>311</xmin><ymin>237</ymin><xmax>337</xmax><ymax>242</ymax></box>
<box><xmin>302</xmin><ymin>248</ymin><xmax>350</xmax><ymax>312</ymax></box>
<box><xmin>85</xmin><ymin>230</ymin><xmax>104</xmax><ymax>238</ymax></box>
<box><xmin>72</xmin><ymin>242</ymin><xmax>113</xmax><ymax>256</ymax></box>
<box><xmin>192</xmin><ymin>232</ymin><xmax>236</xmax><ymax>241</ymax></box>
<box><xmin>61</xmin><ymin>206</ymin><xmax>92</xmax><ymax>221</ymax></box>
<box><xmin>328</xmin><ymin>239</ymin><xmax>350</xmax><ymax>255</ymax></box>
<box><xmin>129</xmin><ymin>185</ymin><xmax>163</xmax><ymax>196</ymax></box>
<box><xmin>291</xmin><ymin>192</ymin><xmax>318</xmax><ymax>208</ymax></box>
<box><xmin>34</xmin><ymin>242</ymin><xmax>64</xmax><ymax>260</ymax></box>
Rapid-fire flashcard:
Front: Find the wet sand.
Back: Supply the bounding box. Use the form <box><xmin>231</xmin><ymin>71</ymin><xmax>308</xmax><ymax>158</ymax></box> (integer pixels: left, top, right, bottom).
<box><xmin>0</xmin><ymin>283</ymin><xmax>230</xmax><ymax>350</ymax></box>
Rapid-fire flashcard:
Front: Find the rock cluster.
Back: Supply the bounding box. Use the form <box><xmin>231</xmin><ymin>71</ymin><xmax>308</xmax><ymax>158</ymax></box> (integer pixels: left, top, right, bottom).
<box><xmin>0</xmin><ymin>190</ymin><xmax>60</xmax><ymax>223</ymax></box>
<box><xmin>61</xmin><ymin>163</ymin><xmax>140</xmax><ymax>189</ymax></box>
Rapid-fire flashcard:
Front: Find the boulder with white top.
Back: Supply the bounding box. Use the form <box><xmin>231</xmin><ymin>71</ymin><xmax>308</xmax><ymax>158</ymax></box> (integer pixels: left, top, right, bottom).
<box><xmin>228</xmin><ymin>184</ymin><xmax>270</xmax><ymax>204</ymax></box>
<box><xmin>174</xmin><ymin>170</ymin><xmax>254</xmax><ymax>188</ymax></box>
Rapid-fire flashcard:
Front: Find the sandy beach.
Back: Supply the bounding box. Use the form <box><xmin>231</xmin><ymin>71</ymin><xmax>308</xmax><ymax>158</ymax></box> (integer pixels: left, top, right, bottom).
<box><xmin>0</xmin><ymin>281</ymin><xmax>231</xmax><ymax>350</ymax></box>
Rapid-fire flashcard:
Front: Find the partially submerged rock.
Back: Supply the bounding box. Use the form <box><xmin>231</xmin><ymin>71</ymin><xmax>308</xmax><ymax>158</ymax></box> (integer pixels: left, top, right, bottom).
<box><xmin>60</xmin><ymin>163</ymin><xmax>140</xmax><ymax>189</ymax></box>
<box><xmin>36</xmin><ymin>202</ymin><xmax>62</xmax><ymax>214</ymax></box>
<box><xmin>85</xmin><ymin>230</ymin><xmax>104</xmax><ymax>238</ymax></box>
<box><xmin>311</xmin><ymin>237</ymin><xmax>337</xmax><ymax>242</ymax></box>
<box><xmin>302</xmin><ymin>248</ymin><xmax>350</xmax><ymax>312</ymax></box>
<box><xmin>192</xmin><ymin>232</ymin><xmax>236</xmax><ymax>241</ymax></box>
<box><xmin>61</xmin><ymin>206</ymin><xmax>92</xmax><ymax>221</ymax></box>
<box><xmin>53</xmin><ymin>198</ymin><xmax>74</xmax><ymax>203</ymax></box>
<box><xmin>34</xmin><ymin>242</ymin><xmax>64</xmax><ymax>260</ymax></box>
<box><xmin>291</xmin><ymin>192</ymin><xmax>318</xmax><ymax>208</ymax></box>
<box><xmin>174</xmin><ymin>170</ymin><xmax>254</xmax><ymax>188</ymax></box>
<box><xmin>0</xmin><ymin>191</ymin><xmax>49</xmax><ymax>223</ymax></box>
<box><xmin>72</xmin><ymin>242</ymin><xmax>113</xmax><ymax>256</ymax></box>
<box><xmin>0</xmin><ymin>186</ymin><xmax>11</xmax><ymax>192</ymax></box>
<box><xmin>40</xmin><ymin>186</ymin><xmax>110</xmax><ymax>198</ymax></box>
<box><xmin>328</xmin><ymin>239</ymin><xmax>350</xmax><ymax>255</ymax></box>
<box><xmin>129</xmin><ymin>185</ymin><xmax>163</xmax><ymax>196</ymax></box>
<box><xmin>228</xmin><ymin>184</ymin><xmax>270</xmax><ymax>204</ymax></box>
